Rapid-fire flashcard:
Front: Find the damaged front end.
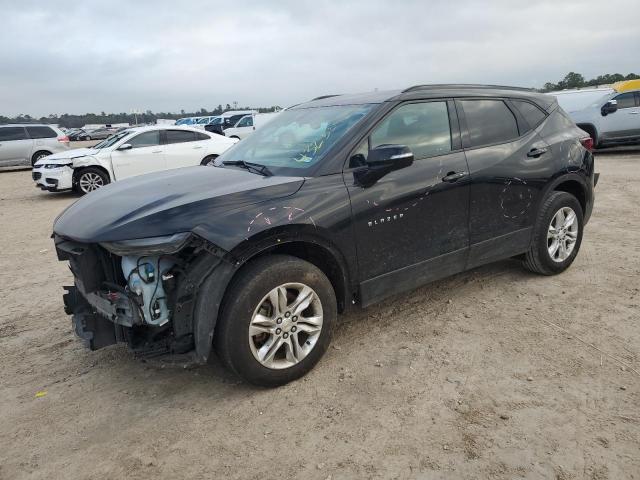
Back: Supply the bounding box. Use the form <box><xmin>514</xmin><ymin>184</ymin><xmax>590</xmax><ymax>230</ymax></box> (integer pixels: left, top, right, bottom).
<box><xmin>55</xmin><ymin>233</ymin><xmax>235</xmax><ymax>361</ymax></box>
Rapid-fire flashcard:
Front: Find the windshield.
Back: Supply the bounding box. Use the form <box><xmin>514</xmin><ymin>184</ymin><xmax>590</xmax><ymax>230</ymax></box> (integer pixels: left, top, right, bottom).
<box><xmin>217</xmin><ymin>104</ymin><xmax>374</xmax><ymax>174</ymax></box>
<box><xmin>93</xmin><ymin>130</ymin><xmax>131</xmax><ymax>149</ymax></box>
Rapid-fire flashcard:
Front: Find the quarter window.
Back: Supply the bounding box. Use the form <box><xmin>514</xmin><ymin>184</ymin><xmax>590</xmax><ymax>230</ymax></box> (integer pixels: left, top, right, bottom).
<box><xmin>128</xmin><ymin>130</ymin><xmax>160</xmax><ymax>148</ymax></box>
<box><xmin>613</xmin><ymin>92</ymin><xmax>636</xmax><ymax>109</ymax></box>
<box><xmin>195</xmin><ymin>131</ymin><xmax>210</xmax><ymax>141</ymax></box>
<box><xmin>165</xmin><ymin>130</ymin><xmax>197</xmax><ymax>144</ymax></box>
<box><xmin>461</xmin><ymin>99</ymin><xmax>519</xmax><ymax>147</ymax></box>
<box><xmin>26</xmin><ymin>126</ymin><xmax>57</xmax><ymax>139</ymax></box>
<box><xmin>0</xmin><ymin>127</ymin><xmax>27</xmax><ymax>141</ymax></box>
<box><xmin>370</xmin><ymin>102</ymin><xmax>452</xmax><ymax>158</ymax></box>
<box><xmin>512</xmin><ymin>100</ymin><xmax>547</xmax><ymax>131</ymax></box>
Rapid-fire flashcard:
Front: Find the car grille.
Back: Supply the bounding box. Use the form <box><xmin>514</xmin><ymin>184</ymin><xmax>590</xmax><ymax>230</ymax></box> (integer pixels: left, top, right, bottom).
<box><xmin>32</xmin><ymin>172</ymin><xmax>42</xmax><ymax>180</ymax></box>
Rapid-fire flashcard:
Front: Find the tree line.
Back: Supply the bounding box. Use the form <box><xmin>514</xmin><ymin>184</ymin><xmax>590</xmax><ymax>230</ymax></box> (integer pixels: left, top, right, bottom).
<box><xmin>0</xmin><ymin>104</ymin><xmax>282</xmax><ymax>128</ymax></box>
<box><xmin>540</xmin><ymin>72</ymin><xmax>640</xmax><ymax>92</ymax></box>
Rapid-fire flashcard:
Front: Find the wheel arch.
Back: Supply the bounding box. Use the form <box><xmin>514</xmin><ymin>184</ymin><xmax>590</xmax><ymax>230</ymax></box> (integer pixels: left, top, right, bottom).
<box><xmin>541</xmin><ymin>172</ymin><xmax>592</xmax><ymax>223</ymax></box>
<box><xmin>31</xmin><ymin>150</ymin><xmax>52</xmax><ymax>164</ymax></box>
<box><xmin>72</xmin><ymin>164</ymin><xmax>112</xmax><ymax>186</ymax></box>
<box><xmin>230</xmin><ymin>229</ymin><xmax>352</xmax><ymax>313</ymax></box>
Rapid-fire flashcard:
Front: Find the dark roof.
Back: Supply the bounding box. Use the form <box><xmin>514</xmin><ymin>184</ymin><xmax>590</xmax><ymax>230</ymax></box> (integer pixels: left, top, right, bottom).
<box><xmin>295</xmin><ymin>84</ymin><xmax>556</xmax><ymax>111</ymax></box>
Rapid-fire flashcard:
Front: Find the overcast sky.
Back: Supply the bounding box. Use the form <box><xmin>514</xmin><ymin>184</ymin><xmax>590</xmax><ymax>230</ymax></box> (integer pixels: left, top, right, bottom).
<box><xmin>1</xmin><ymin>0</ymin><xmax>638</xmax><ymax>117</ymax></box>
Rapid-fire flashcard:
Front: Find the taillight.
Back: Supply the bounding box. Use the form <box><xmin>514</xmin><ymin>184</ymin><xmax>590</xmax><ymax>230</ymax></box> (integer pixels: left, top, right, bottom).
<box><xmin>580</xmin><ymin>136</ymin><xmax>594</xmax><ymax>152</ymax></box>
<box><xmin>58</xmin><ymin>136</ymin><xmax>69</xmax><ymax>143</ymax></box>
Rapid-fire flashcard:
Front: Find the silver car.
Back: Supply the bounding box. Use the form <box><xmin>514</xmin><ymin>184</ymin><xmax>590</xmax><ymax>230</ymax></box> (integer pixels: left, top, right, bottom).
<box><xmin>0</xmin><ymin>124</ymin><xmax>71</xmax><ymax>167</ymax></box>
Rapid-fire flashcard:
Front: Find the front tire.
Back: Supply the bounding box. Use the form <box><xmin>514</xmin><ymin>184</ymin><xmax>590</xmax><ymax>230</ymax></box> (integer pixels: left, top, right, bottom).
<box><xmin>74</xmin><ymin>167</ymin><xmax>110</xmax><ymax>195</ymax></box>
<box><xmin>214</xmin><ymin>255</ymin><xmax>336</xmax><ymax>387</ymax></box>
<box><xmin>523</xmin><ymin>191</ymin><xmax>583</xmax><ymax>275</ymax></box>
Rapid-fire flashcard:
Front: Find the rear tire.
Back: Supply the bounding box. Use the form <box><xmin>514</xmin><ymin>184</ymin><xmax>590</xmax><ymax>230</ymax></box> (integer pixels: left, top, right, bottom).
<box><xmin>31</xmin><ymin>150</ymin><xmax>52</xmax><ymax>165</ymax></box>
<box><xmin>214</xmin><ymin>255</ymin><xmax>336</xmax><ymax>387</ymax></box>
<box><xmin>74</xmin><ymin>167</ymin><xmax>110</xmax><ymax>195</ymax></box>
<box><xmin>200</xmin><ymin>154</ymin><xmax>218</xmax><ymax>166</ymax></box>
<box><xmin>523</xmin><ymin>191</ymin><xmax>583</xmax><ymax>275</ymax></box>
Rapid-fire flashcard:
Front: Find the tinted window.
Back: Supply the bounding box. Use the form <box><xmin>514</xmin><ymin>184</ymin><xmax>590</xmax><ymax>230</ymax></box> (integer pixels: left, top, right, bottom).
<box><xmin>165</xmin><ymin>130</ymin><xmax>197</xmax><ymax>144</ymax></box>
<box><xmin>0</xmin><ymin>127</ymin><xmax>27</xmax><ymax>141</ymax></box>
<box><xmin>512</xmin><ymin>100</ymin><xmax>547</xmax><ymax>130</ymax></box>
<box><xmin>370</xmin><ymin>102</ymin><xmax>451</xmax><ymax>158</ymax></box>
<box><xmin>128</xmin><ymin>130</ymin><xmax>160</xmax><ymax>148</ymax></box>
<box><xmin>195</xmin><ymin>131</ymin><xmax>210</xmax><ymax>141</ymax></box>
<box><xmin>26</xmin><ymin>126</ymin><xmax>57</xmax><ymax>139</ymax></box>
<box><xmin>613</xmin><ymin>92</ymin><xmax>636</xmax><ymax>109</ymax></box>
<box><xmin>461</xmin><ymin>100</ymin><xmax>519</xmax><ymax>147</ymax></box>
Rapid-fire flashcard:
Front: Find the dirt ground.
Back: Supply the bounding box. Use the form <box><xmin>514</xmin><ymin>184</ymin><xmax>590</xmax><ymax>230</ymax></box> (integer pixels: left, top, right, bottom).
<box><xmin>1</xmin><ymin>150</ymin><xmax>639</xmax><ymax>480</ymax></box>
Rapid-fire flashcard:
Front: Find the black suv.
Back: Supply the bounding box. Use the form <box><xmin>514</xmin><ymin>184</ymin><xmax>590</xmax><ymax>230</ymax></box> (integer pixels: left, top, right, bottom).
<box><xmin>54</xmin><ymin>85</ymin><xmax>596</xmax><ymax>386</ymax></box>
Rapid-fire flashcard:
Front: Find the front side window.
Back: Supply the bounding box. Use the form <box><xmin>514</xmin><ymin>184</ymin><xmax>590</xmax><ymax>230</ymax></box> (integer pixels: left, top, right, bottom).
<box><xmin>461</xmin><ymin>99</ymin><xmax>519</xmax><ymax>147</ymax></box>
<box><xmin>26</xmin><ymin>126</ymin><xmax>57</xmax><ymax>139</ymax></box>
<box><xmin>218</xmin><ymin>104</ymin><xmax>374</xmax><ymax>174</ymax></box>
<box><xmin>0</xmin><ymin>127</ymin><xmax>27</xmax><ymax>141</ymax></box>
<box><xmin>370</xmin><ymin>102</ymin><xmax>452</xmax><ymax>158</ymax></box>
<box><xmin>128</xmin><ymin>130</ymin><xmax>160</xmax><ymax>149</ymax></box>
<box><xmin>237</xmin><ymin>116</ymin><xmax>253</xmax><ymax>127</ymax></box>
<box><xmin>613</xmin><ymin>92</ymin><xmax>636</xmax><ymax>109</ymax></box>
<box><xmin>166</xmin><ymin>130</ymin><xmax>197</xmax><ymax>144</ymax></box>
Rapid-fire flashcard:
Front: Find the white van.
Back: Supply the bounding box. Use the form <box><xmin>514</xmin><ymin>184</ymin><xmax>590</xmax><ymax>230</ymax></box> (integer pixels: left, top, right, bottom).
<box><xmin>224</xmin><ymin>112</ymin><xmax>281</xmax><ymax>140</ymax></box>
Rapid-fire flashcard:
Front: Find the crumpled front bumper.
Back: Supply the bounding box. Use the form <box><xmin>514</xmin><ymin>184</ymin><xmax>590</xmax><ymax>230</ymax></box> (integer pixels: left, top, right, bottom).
<box><xmin>32</xmin><ymin>166</ymin><xmax>73</xmax><ymax>191</ymax></box>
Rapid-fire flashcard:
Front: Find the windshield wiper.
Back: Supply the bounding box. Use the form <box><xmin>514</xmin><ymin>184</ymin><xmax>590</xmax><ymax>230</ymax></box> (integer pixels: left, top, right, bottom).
<box><xmin>222</xmin><ymin>160</ymin><xmax>273</xmax><ymax>177</ymax></box>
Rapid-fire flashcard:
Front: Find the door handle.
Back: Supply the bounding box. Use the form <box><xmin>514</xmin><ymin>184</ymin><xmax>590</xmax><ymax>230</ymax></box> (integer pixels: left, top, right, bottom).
<box><xmin>629</xmin><ymin>111</ymin><xmax>640</xmax><ymax>114</ymax></box>
<box><xmin>527</xmin><ymin>147</ymin><xmax>547</xmax><ymax>158</ymax></box>
<box><xmin>442</xmin><ymin>171</ymin><xmax>468</xmax><ymax>183</ymax></box>
<box><xmin>192</xmin><ymin>146</ymin><xmax>203</xmax><ymax>149</ymax></box>
<box><xmin>152</xmin><ymin>150</ymin><xmax>162</xmax><ymax>154</ymax></box>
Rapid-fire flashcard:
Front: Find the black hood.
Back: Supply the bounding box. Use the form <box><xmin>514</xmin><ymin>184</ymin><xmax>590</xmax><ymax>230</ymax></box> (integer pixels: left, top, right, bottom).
<box><xmin>54</xmin><ymin>166</ymin><xmax>305</xmax><ymax>243</ymax></box>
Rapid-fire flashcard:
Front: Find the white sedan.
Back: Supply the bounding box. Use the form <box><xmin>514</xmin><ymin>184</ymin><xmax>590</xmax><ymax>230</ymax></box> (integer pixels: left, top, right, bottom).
<box><xmin>32</xmin><ymin>126</ymin><xmax>237</xmax><ymax>194</ymax></box>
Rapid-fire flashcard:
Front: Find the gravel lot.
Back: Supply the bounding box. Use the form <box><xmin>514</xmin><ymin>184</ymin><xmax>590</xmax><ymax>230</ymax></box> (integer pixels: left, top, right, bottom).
<box><xmin>1</xmin><ymin>150</ymin><xmax>638</xmax><ymax>479</ymax></box>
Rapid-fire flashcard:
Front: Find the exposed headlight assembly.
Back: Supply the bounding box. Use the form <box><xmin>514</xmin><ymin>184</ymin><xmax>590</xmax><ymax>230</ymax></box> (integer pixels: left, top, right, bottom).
<box><xmin>101</xmin><ymin>232</ymin><xmax>191</xmax><ymax>256</ymax></box>
<box><xmin>43</xmin><ymin>163</ymin><xmax>72</xmax><ymax>169</ymax></box>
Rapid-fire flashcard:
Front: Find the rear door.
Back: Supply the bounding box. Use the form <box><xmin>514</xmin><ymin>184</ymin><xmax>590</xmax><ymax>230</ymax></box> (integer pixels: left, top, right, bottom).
<box><xmin>457</xmin><ymin>98</ymin><xmax>551</xmax><ymax>268</ymax></box>
<box><xmin>163</xmin><ymin>129</ymin><xmax>210</xmax><ymax>168</ymax></box>
<box><xmin>0</xmin><ymin>127</ymin><xmax>33</xmax><ymax>166</ymax></box>
<box><xmin>110</xmin><ymin>130</ymin><xmax>165</xmax><ymax>179</ymax></box>
<box><xmin>26</xmin><ymin>125</ymin><xmax>59</xmax><ymax>154</ymax></box>
<box><xmin>344</xmin><ymin>99</ymin><xmax>470</xmax><ymax>304</ymax></box>
<box><xmin>599</xmin><ymin>92</ymin><xmax>640</xmax><ymax>141</ymax></box>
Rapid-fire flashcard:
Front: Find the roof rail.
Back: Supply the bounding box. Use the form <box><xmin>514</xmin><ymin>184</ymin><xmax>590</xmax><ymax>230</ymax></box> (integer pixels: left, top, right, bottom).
<box><xmin>402</xmin><ymin>84</ymin><xmax>534</xmax><ymax>93</ymax></box>
<box><xmin>311</xmin><ymin>94</ymin><xmax>342</xmax><ymax>101</ymax></box>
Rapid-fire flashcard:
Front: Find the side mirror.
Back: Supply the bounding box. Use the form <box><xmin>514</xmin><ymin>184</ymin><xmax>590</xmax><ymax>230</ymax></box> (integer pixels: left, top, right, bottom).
<box><xmin>352</xmin><ymin>145</ymin><xmax>414</xmax><ymax>188</ymax></box>
<box><xmin>366</xmin><ymin>145</ymin><xmax>414</xmax><ymax>170</ymax></box>
<box><xmin>117</xmin><ymin>143</ymin><xmax>132</xmax><ymax>151</ymax></box>
<box><xmin>601</xmin><ymin>100</ymin><xmax>618</xmax><ymax>116</ymax></box>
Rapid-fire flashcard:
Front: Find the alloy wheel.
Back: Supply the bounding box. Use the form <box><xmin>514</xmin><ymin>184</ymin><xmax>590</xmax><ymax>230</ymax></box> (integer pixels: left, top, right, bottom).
<box><xmin>547</xmin><ymin>206</ymin><xmax>578</xmax><ymax>262</ymax></box>
<box><xmin>78</xmin><ymin>172</ymin><xmax>104</xmax><ymax>193</ymax></box>
<box><xmin>248</xmin><ymin>283</ymin><xmax>323</xmax><ymax>369</ymax></box>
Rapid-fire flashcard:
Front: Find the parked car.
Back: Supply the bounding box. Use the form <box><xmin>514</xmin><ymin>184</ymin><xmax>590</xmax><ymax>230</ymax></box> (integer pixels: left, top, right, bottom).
<box><xmin>205</xmin><ymin>110</ymin><xmax>256</xmax><ymax>135</ymax></box>
<box><xmin>67</xmin><ymin>129</ymin><xmax>88</xmax><ymax>141</ymax></box>
<box><xmin>0</xmin><ymin>124</ymin><xmax>70</xmax><ymax>167</ymax></box>
<box><xmin>549</xmin><ymin>80</ymin><xmax>640</xmax><ymax>147</ymax></box>
<box><xmin>53</xmin><ymin>84</ymin><xmax>596</xmax><ymax>386</ymax></box>
<box><xmin>81</xmin><ymin>127</ymin><xmax>115</xmax><ymax>141</ymax></box>
<box><xmin>223</xmin><ymin>112</ymin><xmax>281</xmax><ymax>140</ymax></box>
<box><xmin>33</xmin><ymin>125</ymin><xmax>237</xmax><ymax>194</ymax></box>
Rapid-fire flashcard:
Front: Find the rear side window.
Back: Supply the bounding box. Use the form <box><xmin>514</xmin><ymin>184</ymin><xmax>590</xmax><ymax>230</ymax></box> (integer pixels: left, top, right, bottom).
<box><xmin>613</xmin><ymin>92</ymin><xmax>636</xmax><ymax>109</ymax></box>
<box><xmin>512</xmin><ymin>100</ymin><xmax>547</xmax><ymax>130</ymax></box>
<box><xmin>128</xmin><ymin>130</ymin><xmax>160</xmax><ymax>148</ymax></box>
<box><xmin>370</xmin><ymin>101</ymin><xmax>452</xmax><ymax>158</ymax></box>
<box><xmin>195</xmin><ymin>132</ymin><xmax>210</xmax><ymax>141</ymax></box>
<box><xmin>26</xmin><ymin>126</ymin><xmax>57</xmax><ymax>139</ymax></box>
<box><xmin>460</xmin><ymin>99</ymin><xmax>519</xmax><ymax>147</ymax></box>
<box><xmin>0</xmin><ymin>127</ymin><xmax>27</xmax><ymax>141</ymax></box>
<box><xmin>165</xmin><ymin>130</ymin><xmax>197</xmax><ymax>144</ymax></box>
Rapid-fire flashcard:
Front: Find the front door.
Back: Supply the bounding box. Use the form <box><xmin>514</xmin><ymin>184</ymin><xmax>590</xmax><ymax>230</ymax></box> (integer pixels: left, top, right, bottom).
<box><xmin>110</xmin><ymin>130</ymin><xmax>165</xmax><ymax>179</ymax></box>
<box><xmin>599</xmin><ymin>92</ymin><xmax>640</xmax><ymax>141</ymax></box>
<box><xmin>344</xmin><ymin>100</ymin><xmax>470</xmax><ymax>305</ymax></box>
